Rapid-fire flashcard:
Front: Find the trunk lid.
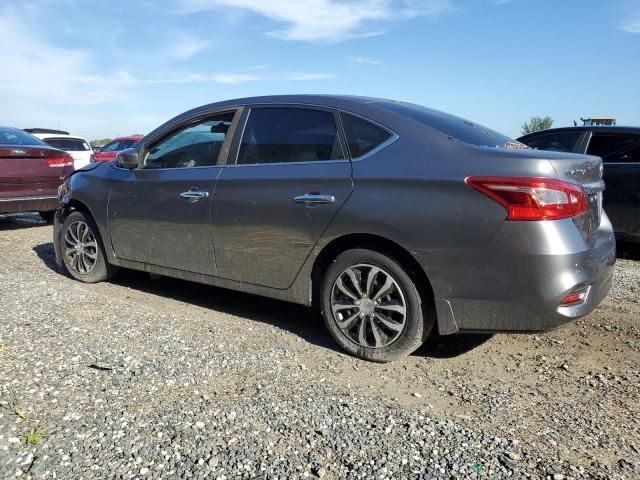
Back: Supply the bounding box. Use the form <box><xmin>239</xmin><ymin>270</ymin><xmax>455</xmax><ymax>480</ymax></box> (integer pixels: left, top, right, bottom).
<box><xmin>543</xmin><ymin>151</ymin><xmax>604</xmax><ymax>241</ymax></box>
<box><xmin>0</xmin><ymin>146</ymin><xmax>73</xmax><ymax>198</ymax></box>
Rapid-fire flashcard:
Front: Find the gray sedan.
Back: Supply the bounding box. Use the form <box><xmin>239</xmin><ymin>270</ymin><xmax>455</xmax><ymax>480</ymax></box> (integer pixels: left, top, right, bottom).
<box><xmin>53</xmin><ymin>95</ymin><xmax>616</xmax><ymax>362</ymax></box>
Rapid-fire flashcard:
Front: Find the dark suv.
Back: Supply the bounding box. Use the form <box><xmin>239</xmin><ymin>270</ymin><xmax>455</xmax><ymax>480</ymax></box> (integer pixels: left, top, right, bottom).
<box><xmin>519</xmin><ymin>127</ymin><xmax>640</xmax><ymax>243</ymax></box>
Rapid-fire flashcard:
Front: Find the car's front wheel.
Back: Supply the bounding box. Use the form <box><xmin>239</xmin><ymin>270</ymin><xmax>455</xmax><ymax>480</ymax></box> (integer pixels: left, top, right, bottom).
<box><xmin>60</xmin><ymin>211</ymin><xmax>118</xmax><ymax>283</ymax></box>
<box><xmin>321</xmin><ymin>248</ymin><xmax>433</xmax><ymax>362</ymax></box>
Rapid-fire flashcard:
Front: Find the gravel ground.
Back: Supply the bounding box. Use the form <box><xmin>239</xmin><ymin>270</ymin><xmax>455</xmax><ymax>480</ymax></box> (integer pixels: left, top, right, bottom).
<box><xmin>1</xmin><ymin>213</ymin><xmax>638</xmax><ymax>480</ymax></box>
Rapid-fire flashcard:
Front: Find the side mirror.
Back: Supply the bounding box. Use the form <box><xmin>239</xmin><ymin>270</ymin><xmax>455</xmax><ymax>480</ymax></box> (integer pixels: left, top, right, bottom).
<box><xmin>116</xmin><ymin>148</ymin><xmax>139</xmax><ymax>169</ymax></box>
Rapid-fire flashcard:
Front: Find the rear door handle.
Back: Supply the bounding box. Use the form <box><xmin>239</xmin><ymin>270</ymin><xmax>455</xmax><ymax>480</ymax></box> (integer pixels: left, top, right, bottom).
<box><xmin>293</xmin><ymin>194</ymin><xmax>336</xmax><ymax>205</ymax></box>
<box><xmin>180</xmin><ymin>190</ymin><xmax>209</xmax><ymax>202</ymax></box>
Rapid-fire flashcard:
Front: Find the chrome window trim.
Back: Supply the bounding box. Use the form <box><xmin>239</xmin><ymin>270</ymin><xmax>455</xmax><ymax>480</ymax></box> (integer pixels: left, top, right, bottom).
<box><xmin>116</xmin><ymin>164</ymin><xmax>224</xmax><ymax>172</ymax></box>
<box><xmin>223</xmin><ymin>159</ymin><xmax>351</xmax><ymax>168</ymax></box>
<box><xmin>349</xmin><ymin>133</ymin><xmax>399</xmax><ymax>162</ymax></box>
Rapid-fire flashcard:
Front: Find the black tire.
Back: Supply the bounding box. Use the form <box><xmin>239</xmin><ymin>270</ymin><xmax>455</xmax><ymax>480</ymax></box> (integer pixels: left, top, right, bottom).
<box><xmin>321</xmin><ymin>248</ymin><xmax>433</xmax><ymax>362</ymax></box>
<box><xmin>59</xmin><ymin>210</ymin><xmax>118</xmax><ymax>283</ymax></box>
<box><xmin>39</xmin><ymin>211</ymin><xmax>55</xmax><ymax>223</ymax></box>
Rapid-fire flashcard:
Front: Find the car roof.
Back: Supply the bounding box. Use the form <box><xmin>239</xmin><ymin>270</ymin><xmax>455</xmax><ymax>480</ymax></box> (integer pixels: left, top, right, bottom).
<box><xmin>189</xmin><ymin>94</ymin><xmax>396</xmax><ymax>112</ymax></box>
<box><xmin>34</xmin><ymin>133</ymin><xmax>89</xmax><ymax>141</ymax></box>
<box><xmin>112</xmin><ymin>136</ymin><xmax>143</xmax><ymax>141</ymax></box>
<box><xmin>146</xmin><ymin>94</ymin><xmax>495</xmax><ymax>144</ymax></box>
<box><xmin>519</xmin><ymin>126</ymin><xmax>640</xmax><ymax>139</ymax></box>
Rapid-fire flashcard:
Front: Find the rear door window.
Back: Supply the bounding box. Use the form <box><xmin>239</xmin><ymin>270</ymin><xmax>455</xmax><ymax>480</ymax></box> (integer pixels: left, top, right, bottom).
<box><xmin>340</xmin><ymin>113</ymin><xmax>393</xmax><ymax>158</ymax></box>
<box><xmin>237</xmin><ymin>107</ymin><xmax>344</xmax><ymax>164</ymax></box>
<box><xmin>587</xmin><ymin>134</ymin><xmax>640</xmax><ymax>163</ymax></box>
<box><xmin>43</xmin><ymin>138</ymin><xmax>90</xmax><ymax>151</ymax></box>
<box><xmin>524</xmin><ymin>131</ymin><xmax>583</xmax><ymax>152</ymax></box>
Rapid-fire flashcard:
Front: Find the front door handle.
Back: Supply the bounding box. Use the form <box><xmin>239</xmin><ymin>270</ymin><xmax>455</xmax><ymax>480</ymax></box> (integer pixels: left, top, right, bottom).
<box><xmin>293</xmin><ymin>194</ymin><xmax>336</xmax><ymax>205</ymax></box>
<box><xmin>180</xmin><ymin>190</ymin><xmax>209</xmax><ymax>202</ymax></box>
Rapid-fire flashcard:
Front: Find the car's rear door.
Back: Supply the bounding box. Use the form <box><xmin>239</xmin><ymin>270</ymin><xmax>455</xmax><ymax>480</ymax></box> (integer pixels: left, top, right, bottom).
<box><xmin>107</xmin><ymin>110</ymin><xmax>239</xmax><ymax>275</ymax></box>
<box><xmin>587</xmin><ymin>132</ymin><xmax>640</xmax><ymax>237</ymax></box>
<box><xmin>212</xmin><ymin>105</ymin><xmax>353</xmax><ymax>289</ymax></box>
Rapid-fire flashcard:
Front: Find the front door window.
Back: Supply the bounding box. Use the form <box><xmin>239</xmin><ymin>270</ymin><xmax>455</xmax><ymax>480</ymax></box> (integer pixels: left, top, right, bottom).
<box><xmin>144</xmin><ymin>112</ymin><xmax>235</xmax><ymax>169</ymax></box>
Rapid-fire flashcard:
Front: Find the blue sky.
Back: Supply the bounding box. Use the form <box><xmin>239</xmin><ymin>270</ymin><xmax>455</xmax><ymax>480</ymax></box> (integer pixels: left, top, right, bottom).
<box><xmin>1</xmin><ymin>0</ymin><xmax>639</xmax><ymax>140</ymax></box>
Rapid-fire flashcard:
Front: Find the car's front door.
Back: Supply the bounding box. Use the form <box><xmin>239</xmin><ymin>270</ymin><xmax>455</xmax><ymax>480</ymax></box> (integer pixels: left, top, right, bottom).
<box><xmin>212</xmin><ymin>106</ymin><xmax>353</xmax><ymax>289</ymax></box>
<box><xmin>587</xmin><ymin>133</ymin><xmax>640</xmax><ymax>238</ymax></box>
<box><xmin>107</xmin><ymin>110</ymin><xmax>238</xmax><ymax>275</ymax></box>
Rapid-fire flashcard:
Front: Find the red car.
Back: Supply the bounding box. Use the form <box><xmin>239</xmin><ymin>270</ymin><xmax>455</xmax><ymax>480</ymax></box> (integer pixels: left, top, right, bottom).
<box><xmin>0</xmin><ymin>127</ymin><xmax>74</xmax><ymax>222</ymax></box>
<box><xmin>93</xmin><ymin>136</ymin><xmax>142</xmax><ymax>162</ymax></box>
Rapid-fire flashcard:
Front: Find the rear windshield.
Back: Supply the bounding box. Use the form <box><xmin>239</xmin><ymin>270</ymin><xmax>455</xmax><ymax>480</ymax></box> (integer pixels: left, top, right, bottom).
<box><xmin>376</xmin><ymin>101</ymin><xmax>525</xmax><ymax>149</ymax></box>
<box><xmin>43</xmin><ymin>137</ymin><xmax>90</xmax><ymax>151</ymax></box>
<box><xmin>0</xmin><ymin>128</ymin><xmax>46</xmax><ymax>146</ymax></box>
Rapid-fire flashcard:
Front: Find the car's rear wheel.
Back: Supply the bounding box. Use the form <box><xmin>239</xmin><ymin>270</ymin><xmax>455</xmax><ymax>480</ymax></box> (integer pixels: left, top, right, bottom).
<box><xmin>39</xmin><ymin>211</ymin><xmax>55</xmax><ymax>223</ymax></box>
<box><xmin>60</xmin><ymin>211</ymin><xmax>118</xmax><ymax>283</ymax></box>
<box><xmin>321</xmin><ymin>248</ymin><xmax>433</xmax><ymax>362</ymax></box>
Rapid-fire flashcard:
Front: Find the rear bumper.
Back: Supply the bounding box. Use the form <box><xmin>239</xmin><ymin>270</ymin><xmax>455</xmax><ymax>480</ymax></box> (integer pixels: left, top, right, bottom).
<box><xmin>0</xmin><ymin>195</ymin><xmax>58</xmax><ymax>214</ymax></box>
<box><xmin>424</xmin><ymin>214</ymin><xmax>617</xmax><ymax>334</ymax></box>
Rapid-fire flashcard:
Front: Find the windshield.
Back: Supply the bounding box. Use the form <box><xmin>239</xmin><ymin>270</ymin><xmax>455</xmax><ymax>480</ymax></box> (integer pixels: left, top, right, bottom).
<box><xmin>376</xmin><ymin>101</ymin><xmax>526</xmax><ymax>149</ymax></box>
<box><xmin>0</xmin><ymin>128</ymin><xmax>47</xmax><ymax>146</ymax></box>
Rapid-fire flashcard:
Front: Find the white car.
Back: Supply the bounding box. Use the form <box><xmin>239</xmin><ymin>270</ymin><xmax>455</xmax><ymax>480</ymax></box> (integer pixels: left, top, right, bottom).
<box><xmin>30</xmin><ymin>131</ymin><xmax>94</xmax><ymax>170</ymax></box>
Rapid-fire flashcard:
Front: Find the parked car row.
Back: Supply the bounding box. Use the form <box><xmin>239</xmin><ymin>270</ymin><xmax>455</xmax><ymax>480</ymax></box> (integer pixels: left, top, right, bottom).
<box><xmin>0</xmin><ymin>127</ymin><xmax>142</xmax><ymax>222</ymax></box>
<box><xmin>51</xmin><ymin>95</ymin><xmax>620</xmax><ymax>362</ymax></box>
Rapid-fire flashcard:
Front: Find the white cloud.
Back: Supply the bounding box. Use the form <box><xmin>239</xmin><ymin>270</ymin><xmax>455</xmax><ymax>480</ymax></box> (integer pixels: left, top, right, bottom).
<box><xmin>619</xmin><ymin>0</ymin><xmax>640</xmax><ymax>33</ymax></box>
<box><xmin>347</xmin><ymin>55</ymin><xmax>383</xmax><ymax>65</ymax></box>
<box><xmin>0</xmin><ymin>12</ymin><xmax>136</xmax><ymax>105</ymax></box>
<box><xmin>620</xmin><ymin>19</ymin><xmax>640</xmax><ymax>32</ymax></box>
<box><xmin>180</xmin><ymin>0</ymin><xmax>456</xmax><ymax>42</ymax></box>
<box><xmin>166</xmin><ymin>34</ymin><xmax>211</xmax><ymax>59</ymax></box>
<box><xmin>144</xmin><ymin>72</ymin><xmax>333</xmax><ymax>85</ymax></box>
<box><xmin>0</xmin><ymin>9</ymin><xmax>331</xmax><ymax>110</ymax></box>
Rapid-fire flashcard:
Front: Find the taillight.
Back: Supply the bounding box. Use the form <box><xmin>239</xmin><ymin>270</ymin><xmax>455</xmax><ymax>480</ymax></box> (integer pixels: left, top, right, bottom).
<box><xmin>465</xmin><ymin>176</ymin><xmax>588</xmax><ymax>221</ymax></box>
<box><xmin>90</xmin><ymin>153</ymin><xmax>96</xmax><ymax>163</ymax></box>
<box><xmin>44</xmin><ymin>152</ymin><xmax>74</xmax><ymax>168</ymax></box>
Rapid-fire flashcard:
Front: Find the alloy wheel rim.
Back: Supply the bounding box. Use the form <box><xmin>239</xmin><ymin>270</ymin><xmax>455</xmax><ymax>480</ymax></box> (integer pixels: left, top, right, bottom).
<box><xmin>331</xmin><ymin>263</ymin><xmax>407</xmax><ymax>349</ymax></box>
<box><xmin>64</xmin><ymin>221</ymin><xmax>98</xmax><ymax>274</ymax></box>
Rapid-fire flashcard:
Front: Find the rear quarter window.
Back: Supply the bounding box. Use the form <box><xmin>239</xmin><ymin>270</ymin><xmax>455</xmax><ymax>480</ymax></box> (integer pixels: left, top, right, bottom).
<box><xmin>340</xmin><ymin>113</ymin><xmax>393</xmax><ymax>158</ymax></box>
